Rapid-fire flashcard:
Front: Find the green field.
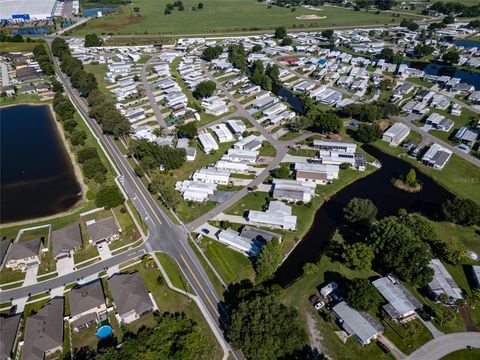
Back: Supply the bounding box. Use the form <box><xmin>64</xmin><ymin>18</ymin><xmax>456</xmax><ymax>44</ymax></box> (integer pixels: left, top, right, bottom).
<box><xmin>71</xmin><ymin>0</ymin><xmax>410</xmax><ymax>35</ymax></box>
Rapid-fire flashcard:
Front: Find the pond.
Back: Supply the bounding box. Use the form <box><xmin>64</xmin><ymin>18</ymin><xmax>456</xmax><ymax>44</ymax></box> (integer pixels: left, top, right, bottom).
<box><xmin>272</xmin><ymin>85</ymin><xmax>304</xmax><ymax>114</ymax></box>
<box><xmin>405</xmin><ymin>60</ymin><xmax>480</xmax><ymax>89</ymax></box>
<box><xmin>11</xmin><ymin>28</ymin><xmax>50</xmax><ymax>36</ymax></box>
<box><xmin>273</xmin><ymin>145</ymin><xmax>455</xmax><ymax>287</ymax></box>
<box><xmin>454</xmin><ymin>39</ymin><xmax>480</xmax><ymax>48</ymax></box>
<box><xmin>0</xmin><ymin>104</ymin><xmax>82</xmax><ymax>224</ymax></box>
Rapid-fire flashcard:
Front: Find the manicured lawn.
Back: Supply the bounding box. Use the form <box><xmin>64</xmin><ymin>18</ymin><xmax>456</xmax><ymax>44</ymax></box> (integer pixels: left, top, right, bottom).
<box><xmin>259</xmin><ymin>141</ymin><xmax>277</xmax><ymax>156</ymax></box>
<box><xmin>225</xmin><ymin>192</ymin><xmax>272</xmax><ymax>216</ymax></box>
<box><xmin>70</xmin><ymin>1</ymin><xmax>409</xmax><ymax>35</ymax></box>
<box><xmin>125</xmin><ymin>311</ymin><xmax>157</xmax><ymax>335</ymax></box>
<box><xmin>431</xmin><ymin>221</ymin><xmax>480</xmax><ymax>256</ymax></box>
<box><xmin>19</xmin><ymin>227</ymin><xmax>50</xmax><ymax>241</ymax></box>
<box><xmin>71</xmin><ymin>323</ymin><xmax>99</xmax><ymax>353</ymax></box>
<box><xmin>287</xmin><ymin>148</ymin><xmax>318</xmax><ymax>157</ymax></box>
<box><xmin>37</xmin><ymin>247</ymin><xmax>56</xmax><ymax>276</ymax></box>
<box><xmin>381</xmin><ymin>318</ymin><xmax>433</xmax><ymax>355</ymax></box>
<box><xmin>156</xmin><ymin>253</ymin><xmax>193</xmax><ymax>294</ymax></box>
<box><xmin>373</xmin><ymin>140</ymin><xmax>480</xmax><ymax>205</ymax></box>
<box><xmin>198</xmin><ymin>238</ymin><xmax>255</xmax><ymax>285</ymax></box>
<box><xmin>441</xmin><ymin>349</ymin><xmax>480</xmax><ymax>360</ymax></box>
<box><xmin>137</xmin><ymin>261</ymin><xmax>224</xmax><ymax>360</ymax></box>
<box><xmin>188</xmin><ymin>240</ymin><xmax>225</xmax><ymax>295</ymax></box>
<box><xmin>0</xmin><ymin>42</ymin><xmax>41</xmax><ymax>52</ymax></box>
<box><xmin>0</xmin><ymin>94</ymin><xmax>44</xmax><ymax>107</ymax></box>
<box><xmin>0</xmin><ymin>268</ymin><xmax>25</xmax><ymax>285</ymax></box>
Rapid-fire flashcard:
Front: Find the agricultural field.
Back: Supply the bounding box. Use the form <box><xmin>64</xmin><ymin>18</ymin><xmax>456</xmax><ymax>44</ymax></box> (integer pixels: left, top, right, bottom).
<box><xmin>71</xmin><ymin>0</ymin><xmax>412</xmax><ymax>36</ymax></box>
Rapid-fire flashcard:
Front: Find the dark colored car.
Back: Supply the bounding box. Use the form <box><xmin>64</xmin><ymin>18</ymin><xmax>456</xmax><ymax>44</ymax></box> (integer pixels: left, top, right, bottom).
<box><xmin>376</xmin><ymin>341</ymin><xmax>390</xmax><ymax>354</ymax></box>
<box><xmin>417</xmin><ymin>308</ymin><xmax>432</xmax><ymax>322</ymax></box>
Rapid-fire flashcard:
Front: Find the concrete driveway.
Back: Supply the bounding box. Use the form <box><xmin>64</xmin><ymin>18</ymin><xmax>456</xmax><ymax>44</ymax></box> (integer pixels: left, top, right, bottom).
<box><xmin>97</xmin><ymin>243</ymin><xmax>112</xmax><ymax>261</ymax></box>
<box><xmin>23</xmin><ymin>264</ymin><xmax>39</xmax><ymax>286</ymax></box>
<box><xmin>57</xmin><ymin>256</ymin><xmax>75</xmax><ymax>276</ymax></box>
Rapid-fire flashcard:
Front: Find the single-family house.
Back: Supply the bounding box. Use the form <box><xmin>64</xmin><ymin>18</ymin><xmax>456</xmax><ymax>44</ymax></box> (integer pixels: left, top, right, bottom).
<box><xmin>272</xmin><ymin>179</ymin><xmax>316</xmax><ymax>203</ymax></box>
<box><xmin>216</xmin><ymin>229</ymin><xmax>260</xmax><ymax>255</ymax></box>
<box><xmin>85</xmin><ymin>217</ymin><xmax>121</xmax><ymax>245</ymax></box>
<box><xmin>108</xmin><ymin>273</ymin><xmax>155</xmax><ymax>324</ymax></box>
<box><xmin>197</xmin><ymin>132</ymin><xmax>219</xmax><ymax>154</ymax></box>
<box><xmin>247</xmin><ymin>201</ymin><xmax>297</xmax><ymax>231</ymax></box>
<box><xmin>454</xmin><ymin>126</ymin><xmax>478</xmax><ymax>147</ymax></box>
<box><xmin>52</xmin><ymin>224</ymin><xmax>82</xmax><ymax>260</ymax></box>
<box><xmin>427</xmin><ymin>259</ymin><xmax>464</xmax><ymax>305</ymax></box>
<box><xmin>382</xmin><ymin>123</ymin><xmax>410</xmax><ymax>147</ymax></box>
<box><xmin>192</xmin><ymin>168</ymin><xmax>230</xmax><ymax>185</ymax></box>
<box><xmin>175</xmin><ymin>180</ymin><xmax>216</xmax><ymax>202</ymax></box>
<box><xmin>69</xmin><ymin>281</ymin><xmax>107</xmax><ymax>331</ymax></box>
<box><xmin>22</xmin><ymin>298</ymin><xmax>64</xmax><ymax>360</ymax></box>
<box><xmin>5</xmin><ymin>238</ymin><xmax>43</xmax><ymax>272</ymax></box>
<box><xmin>0</xmin><ymin>314</ymin><xmax>21</xmax><ymax>360</ymax></box>
<box><xmin>211</xmin><ymin>124</ymin><xmax>234</xmax><ymax>143</ymax></box>
<box><xmin>425</xmin><ymin>113</ymin><xmax>454</xmax><ymax>132</ymax></box>
<box><xmin>313</xmin><ymin>140</ymin><xmax>356</xmax><ymax>153</ymax></box>
<box><xmin>421</xmin><ymin>144</ymin><xmax>452</xmax><ymax>170</ymax></box>
<box><xmin>233</xmin><ymin>135</ymin><xmax>262</xmax><ymax>151</ymax></box>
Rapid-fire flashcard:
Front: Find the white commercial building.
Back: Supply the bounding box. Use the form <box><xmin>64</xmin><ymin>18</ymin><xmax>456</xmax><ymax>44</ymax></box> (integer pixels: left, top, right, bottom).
<box><xmin>0</xmin><ymin>0</ymin><xmax>57</xmax><ymax>21</ymax></box>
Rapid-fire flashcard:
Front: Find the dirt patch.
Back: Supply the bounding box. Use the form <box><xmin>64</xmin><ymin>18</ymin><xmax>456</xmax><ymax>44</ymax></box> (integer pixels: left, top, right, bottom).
<box><xmin>94</xmin><ymin>14</ymin><xmax>144</xmax><ymax>32</ymax></box>
<box><xmin>305</xmin><ymin>309</ymin><xmax>328</xmax><ymax>356</ymax></box>
<box><xmin>296</xmin><ymin>15</ymin><xmax>327</xmax><ymax>20</ymax></box>
<box><xmin>459</xmin><ymin>307</ymin><xmax>478</xmax><ymax>332</ymax></box>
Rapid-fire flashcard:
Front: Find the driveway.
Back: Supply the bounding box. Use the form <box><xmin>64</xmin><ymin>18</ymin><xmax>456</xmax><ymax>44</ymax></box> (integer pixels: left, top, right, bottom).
<box><xmin>23</xmin><ymin>264</ymin><xmax>39</xmax><ymax>286</ymax></box>
<box><xmin>97</xmin><ymin>243</ymin><xmax>112</xmax><ymax>261</ymax></box>
<box><xmin>57</xmin><ymin>256</ymin><xmax>75</xmax><ymax>276</ymax></box>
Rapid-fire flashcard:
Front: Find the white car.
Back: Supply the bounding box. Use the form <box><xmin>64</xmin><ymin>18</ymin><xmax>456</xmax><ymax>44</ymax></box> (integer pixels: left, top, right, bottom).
<box><xmin>314</xmin><ymin>301</ymin><xmax>325</xmax><ymax>311</ymax></box>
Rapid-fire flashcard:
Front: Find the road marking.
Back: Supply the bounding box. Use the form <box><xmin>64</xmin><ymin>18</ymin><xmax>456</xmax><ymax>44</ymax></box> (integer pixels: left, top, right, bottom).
<box><xmin>180</xmin><ymin>255</ymin><xmax>220</xmax><ymax>318</ymax></box>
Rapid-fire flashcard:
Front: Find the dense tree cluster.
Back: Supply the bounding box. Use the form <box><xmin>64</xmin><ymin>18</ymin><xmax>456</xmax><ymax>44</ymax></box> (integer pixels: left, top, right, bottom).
<box><xmin>344</xmin><ymin>278</ymin><xmax>383</xmax><ymax>311</ymax></box>
<box><xmin>254</xmin><ymin>238</ymin><xmax>283</xmax><ymax>281</ymax></box>
<box><xmin>84</xmin><ymin>33</ymin><xmax>103</xmax><ymax>47</ymax></box>
<box><xmin>193</xmin><ymin>80</ymin><xmax>216</xmax><ymax>99</ymax></box>
<box><xmin>33</xmin><ymin>44</ymin><xmax>54</xmax><ymax>76</ymax></box>
<box><xmin>130</xmin><ymin>139</ymin><xmax>186</xmax><ymax>174</ymax></box>
<box><xmin>468</xmin><ymin>20</ymin><xmax>480</xmax><ymax>29</ymax></box>
<box><xmin>228</xmin><ymin>43</ymin><xmax>248</xmax><ymax>73</ymax></box>
<box><xmin>428</xmin><ymin>2</ymin><xmax>480</xmax><ymax>17</ymax></box>
<box><xmin>176</xmin><ymin>122</ymin><xmax>198</xmax><ymax>139</ymax></box>
<box><xmin>400</xmin><ymin>18</ymin><xmax>419</xmax><ymax>31</ymax></box>
<box><xmin>202</xmin><ymin>46</ymin><xmax>223</xmax><ymax>61</ymax></box>
<box><xmin>96</xmin><ymin>313</ymin><xmax>212</xmax><ymax>360</ymax></box>
<box><xmin>294</xmin><ymin>97</ymin><xmax>342</xmax><ymax>133</ymax></box>
<box><xmin>342</xmin><ymin>243</ymin><xmax>375</xmax><ymax>271</ymax></box>
<box><xmin>355</xmin><ymin>123</ymin><xmax>382</xmax><ymax>143</ymax></box>
<box><xmin>274</xmin><ymin>26</ymin><xmax>287</xmax><ymax>40</ymax></box>
<box><xmin>0</xmin><ymin>32</ymin><xmax>27</xmax><ymax>43</ymax></box>
<box><xmin>355</xmin><ymin>0</ymin><xmax>396</xmax><ymax>10</ymax></box>
<box><xmin>53</xmin><ymin>93</ymin><xmax>89</xmax><ymax>147</ymax></box>
<box><xmin>249</xmin><ymin>59</ymin><xmax>281</xmax><ymax>91</ymax></box>
<box><xmin>443</xmin><ymin>198</ymin><xmax>480</xmax><ymax>226</ymax></box>
<box><xmin>149</xmin><ymin>169</ymin><xmax>182</xmax><ymax>210</ymax></box>
<box><xmin>442</xmin><ymin>50</ymin><xmax>460</xmax><ymax>64</ymax></box>
<box><xmin>413</xmin><ymin>44</ymin><xmax>435</xmax><ymax>58</ymax></box>
<box><xmin>164</xmin><ymin>1</ymin><xmax>185</xmax><ymax>14</ymax></box>
<box><xmin>378</xmin><ymin>48</ymin><xmax>404</xmax><ymax>65</ymax></box>
<box><xmin>224</xmin><ymin>282</ymin><xmax>307</xmax><ymax>360</ymax></box>
<box><xmin>339</xmin><ymin>102</ymin><xmax>398</xmax><ymax>122</ymax></box>
<box><xmin>343</xmin><ymin>198</ymin><xmax>378</xmax><ymax>230</ymax></box>
<box><xmin>95</xmin><ymin>185</ymin><xmax>124</xmax><ymax>208</ymax></box>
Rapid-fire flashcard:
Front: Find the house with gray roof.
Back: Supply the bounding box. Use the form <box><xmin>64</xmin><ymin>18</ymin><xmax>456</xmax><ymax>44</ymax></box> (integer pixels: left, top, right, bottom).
<box><xmin>0</xmin><ymin>314</ymin><xmax>21</xmax><ymax>360</ymax></box>
<box><xmin>69</xmin><ymin>281</ymin><xmax>107</xmax><ymax>332</ymax></box>
<box><xmin>22</xmin><ymin>298</ymin><xmax>64</xmax><ymax>360</ymax></box>
<box><xmin>108</xmin><ymin>273</ymin><xmax>155</xmax><ymax>324</ymax></box>
<box><xmin>5</xmin><ymin>238</ymin><xmax>43</xmax><ymax>272</ymax></box>
<box><xmin>52</xmin><ymin>224</ymin><xmax>82</xmax><ymax>260</ymax></box>
<box><xmin>427</xmin><ymin>259</ymin><xmax>464</xmax><ymax>305</ymax></box>
<box><xmin>372</xmin><ymin>276</ymin><xmax>422</xmax><ymax>323</ymax></box>
<box><xmin>85</xmin><ymin>217</ymin><xmax>120</xmax><ymax>245</ymax></box>
<box><xmin>240</xmin><ymin>226</ymin><xmax>282</xmax><ymax>245</ymax></box>
<box><xmin>332</xmin><ymin>301</ymin><xmax>382</xmax><ymax>346</ymax></box>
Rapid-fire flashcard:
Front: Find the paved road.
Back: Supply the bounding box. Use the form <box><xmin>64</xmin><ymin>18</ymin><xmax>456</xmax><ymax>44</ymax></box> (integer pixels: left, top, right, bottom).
<box><xmin>3</xmin><ymin>39</ymin><xmax>242</xmax><ymax>360</ymax></box>
<box><xmin>393</xmin><ymin>116</ymin><xmax>480</xmax><ymax>168</ymax></box>
<box><xmin>140</xmin><ymin>56</ymin><xmax>167</xmax><ymax>128</ymax></box>
<box><xmin>405</xmin><ymin>332</ymin><xmax>480</xmax><ymax>360</ymax></box>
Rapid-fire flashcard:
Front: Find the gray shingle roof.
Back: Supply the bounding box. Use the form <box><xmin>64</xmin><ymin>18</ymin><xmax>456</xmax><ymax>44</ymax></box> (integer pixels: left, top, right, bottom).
<box><xmin>108</xmin><ymin>273</ymin><xmax>153</xmax><ymax>319</ymax></box>
<box><xmin>52</xmin><ymin>224</ymin><xmax>82</xmax><ymax>258</ymax></box>
<box><xmin>69</xmin><ymin>281</ymin><xmax>105</xmax><ymax>318</ymax></box>
<box><xmin>23</xmin><ymin>298</ymin><xmax>64</xmax><ymax>360</ymax></box>
<box><xmin>86</xmin><ymin>217</ymin><xmax>119</xmax><ymax>243</ymax></box>
<box><xmin>6</xmin><ymin>238</ymin><xmax>42</xmax><ymax>262</ymax></box>
<box><xmin>0</xmin><ymin>314</ymin><xmax>21</xmax><ymax>360</ymax></box>
<box><xmin>0</xmin><ymin>238</ymin><xmax>12</xmax><ymax>267</ymax></box>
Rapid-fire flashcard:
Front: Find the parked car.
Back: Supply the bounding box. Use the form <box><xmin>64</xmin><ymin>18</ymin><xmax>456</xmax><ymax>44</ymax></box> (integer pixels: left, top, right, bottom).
<box><xmin>376</xmin><ymin>341</ymin><xmax>390</xmax><ymax>354</ymax></box>
<box><xmin>417</xmin><ymin>308</ymin><xmax>432</xmax><ymax>322</ymax></box>
<box><xmin>314</xmin><ymin>301</ymin><xmax>325</xmax><ymax>311</ymax></box>
<box><xmin>201</xmin><ymin>228</ymin><xmax>210</xmax><ymax>234</ymax></box>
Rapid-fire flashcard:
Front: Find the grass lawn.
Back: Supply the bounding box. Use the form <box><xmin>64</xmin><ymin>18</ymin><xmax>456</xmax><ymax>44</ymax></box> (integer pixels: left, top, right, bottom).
<box><xmin>198</xmin><ymin>238</ymin><xmax>255</xmax><ymax>285</ymax></box>
<box><xmin>188</xmin><ymin>240</ymin><xmax>225</xmax><ymax>295</ymax></box>
<box><xmin>279</xmin><ymin>130</ymin><xmax>301</xmax><ymax>141</ymax></box>
<box><xmin>70</xmin><ymin>1</ymin><xmax>409</xmax><ymax>35</ymax></box>
<box><xmin>225</xmin><ymin>192</ymin><xmax>272</xmax><ymax>216</ymax></box>
<box><xmin>125</xmin><ymin>311</ymin><xmax>157</xmax><ymax>335</ymax></box>
<box><xmin>426</xmin><ymin>107</ymin><xmax>478</xmax><ymax>146</ymax></box>
<box><xmin>84</xmin><ymin>63</ymin><xmax>113</xmax><ymax>99</ymax></box>
<box><xmin>19</xmin><ymin>227</ymin><xmax>50</xmax><ymax>241</ymax></box>
<box><xmin>23</xmin><ymin>298</ymin><xmax>51</xmax><ymax>318</ymax></box>
<box><xmin>259</xmin><ymin>141</ymin><xmax>277</xmax><ymax>156</ymax></box>
<box><xmin>441</xmin><ymin>349</ymin><xmax>480</xmax><ymax>360</ymax></box>
<box><xmin>136</xmin><ymin>261</ymin><xmax>223</xmax><ymax>360</ymax></box>
<box><xmin>156</xmin><ymin>253</ymin><xmax>193</xmax><ymax>294</ymax></box>
<box><xmin>407</xmin><ymin>77</ymin><xmax>433</xmax><ymax>88</ymax></box>
<box><xmin>0</xmin><ymin>267</ymin><xmax>25</xmax><ymax>285</ymax></box>
<box><xmin>372</xmin><ymin>140</ymin><xmax>480</xmax><ymax>205</ymax></box>
<box><xmin>431</xmin><ymin>221</ymin><xmax>480</xmax><ymax>256</ymax></box>
<box><xmin>71</xmin><ymin>323</ymin><xmax>100</xmax><ymax>353</ymax></box>
<box><xmin>381</xmin><ymin>318</ymin><xmax>433</xmax><ymax>355</ymax></box>
<box><xmin>37</xmin><ymin>247</ymin><xmax>56</xmax><ymax>276</ymax></box>
<box><xmin>287</xmin><ymin>148</ymin><xmax>318</xmax><ymax>157</ymax></box>
<box><xmin>0</xmin><ymin>42</ymin><xmax>41</xmax><ymax>52</ymax></box>
<box><xmin>0</xmin><ymin>94</ymin><xmax>43</xmax><ymax>107</ymax></box>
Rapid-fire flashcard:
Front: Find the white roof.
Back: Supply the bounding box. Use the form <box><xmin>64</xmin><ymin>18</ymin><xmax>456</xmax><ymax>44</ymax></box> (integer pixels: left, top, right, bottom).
<box><xmin>332</xmin><ymin>301</ymin><xmax>379</xmax><ymax>344</ymax></box>
<box><xmin>372</xmin><ymin>277</ymin><xmax>422</xmax><ymax>317</ymax></box>
<box><xmin>0</xmin><ymin>0</ymin><xmax>57</xmax><ymax>19</ymax></box>
<box><xmin>313</xmin><ymin>140</ymin><xmax>357</xmax><ymax>151</ymax></box>
<box><xmin>217</xmin><ymin>229</ymin><xmax>257</xmax><ymax>254</ymax></box>
<box><xmin>428</xmin><ymin>259</ymin><xmax>463</xmax><ymax>301</ymax></box>
<box><xmin>198</xmin><ymin>132</ymin><xmax>219</xmax><ymax>152</ymax></box>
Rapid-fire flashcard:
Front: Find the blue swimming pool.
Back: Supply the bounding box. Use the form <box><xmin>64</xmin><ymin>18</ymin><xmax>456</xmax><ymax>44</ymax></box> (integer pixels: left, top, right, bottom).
<box><xmin>96</xmin><ymin>325</ymin><xmax>113</xmax><ymax>339</ymax></box>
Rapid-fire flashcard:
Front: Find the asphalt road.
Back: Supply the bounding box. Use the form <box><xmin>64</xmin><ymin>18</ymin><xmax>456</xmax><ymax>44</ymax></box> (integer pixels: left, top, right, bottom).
<box><xmin>140</xmin><ymin>57</ymin><xmax>167</xmax><ymax>128</ymax></box>
<box><xmin>405</xmin><ymin>332</ymin><xmax>480</xmax><ymax>360</ymax></box>
<box><xmin>4</xmin><ymin>40</ymin><xmax>243</xmax><ymax>359</ymax></box>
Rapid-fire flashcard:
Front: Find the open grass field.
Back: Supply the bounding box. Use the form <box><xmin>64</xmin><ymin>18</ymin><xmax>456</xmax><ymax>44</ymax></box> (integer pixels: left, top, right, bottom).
<box><xmin>71</xmin><ymin>0</ymin><xmax>410</xmax><ymax>35</ymax></box>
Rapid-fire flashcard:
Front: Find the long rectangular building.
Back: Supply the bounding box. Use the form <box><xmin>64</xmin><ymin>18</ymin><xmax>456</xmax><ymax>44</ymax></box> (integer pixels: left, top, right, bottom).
<box><xmin>0</xmin><ymin>0</ymin><xmax>57</xmax><ymax>22</ymax></box>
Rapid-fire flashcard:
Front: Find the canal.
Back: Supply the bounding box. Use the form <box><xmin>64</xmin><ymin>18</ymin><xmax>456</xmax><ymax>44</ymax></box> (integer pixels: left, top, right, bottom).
<box><xmin>274</xmin><ymin>145</ymin><xmax>455</xmax><ymax>287</ymax></box>
<box><xmin>0</xmin><ymin>104</ymin><xmax>82</xmax><ymax>224</ymax></box>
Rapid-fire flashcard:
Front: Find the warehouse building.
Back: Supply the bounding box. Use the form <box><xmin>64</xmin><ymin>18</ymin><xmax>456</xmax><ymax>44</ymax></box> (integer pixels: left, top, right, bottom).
<box><xmin>0</xmin><ymin>0</ymin><xmax>57</xmax><ymax>22</ymax></box>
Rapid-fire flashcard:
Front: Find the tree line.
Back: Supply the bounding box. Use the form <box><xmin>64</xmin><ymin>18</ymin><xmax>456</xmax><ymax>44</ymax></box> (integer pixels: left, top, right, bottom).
<box><xmin>427</xmin><ymin>1</ymin><xmax>480</xmax><ymax>17</ymax></box>
<box><xmin>33</xmin><ymin>44</ymin><xmax>54</xmax><ymax>76</ymax></box>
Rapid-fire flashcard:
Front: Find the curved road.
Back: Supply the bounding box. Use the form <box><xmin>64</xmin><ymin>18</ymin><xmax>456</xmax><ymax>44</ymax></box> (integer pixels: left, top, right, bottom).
<box><xmin>405</xmin><ymin>332</ymin><xmax>480</xmax><ymax>360</ymax></box>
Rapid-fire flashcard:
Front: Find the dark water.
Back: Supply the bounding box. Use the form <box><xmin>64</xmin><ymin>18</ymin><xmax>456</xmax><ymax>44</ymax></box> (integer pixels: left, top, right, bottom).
<box><xmin>274</xmin><ymin>145</ymin><xmax>455</xmax><ymax>287</ymax></box>
<box><xmin>273</xmin><ymin>85</ymin><xmax>304</xmax><ymax>114</ymax></box>
<box><xmin>11</xmin><ymin>28</ymin><xmax>50</xmax><ymax>36</ymax></box>
<box><xmin>0</xmin><ymin>105</ymin><xmax>82</xmax><ymax>223</ymax></box>
<box><xmin>454</xmin><ymin>40</ymin><xmax>480</xmax><ymax>48</ymax></box>
<box><xmin>405</xmin><ymin>61</ymin><xmax>480</xmax><ymax>89</ymax></box>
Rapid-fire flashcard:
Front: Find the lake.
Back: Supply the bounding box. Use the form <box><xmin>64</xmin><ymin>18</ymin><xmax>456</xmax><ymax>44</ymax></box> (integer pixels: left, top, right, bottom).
<box><xmin>0</xmin><ymin>104</ymin><xmax>82</xmax><ymax>224</ymax></box>
<box><xmin>273</xmin><ymin>85</ymin><xmax>305</xmax><ymax>114</ymax></box>
<box><xmin>274</xmin><ymin>145</ymin><xmax>454</xmax><ymax>286</ymax></box>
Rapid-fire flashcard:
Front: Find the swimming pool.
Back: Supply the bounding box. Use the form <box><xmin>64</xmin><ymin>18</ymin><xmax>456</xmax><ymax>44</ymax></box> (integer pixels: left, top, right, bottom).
<box><xmin>96</xmin><ymin>325</ymin><xmax>113</xmax><ymax>339</ymax></box>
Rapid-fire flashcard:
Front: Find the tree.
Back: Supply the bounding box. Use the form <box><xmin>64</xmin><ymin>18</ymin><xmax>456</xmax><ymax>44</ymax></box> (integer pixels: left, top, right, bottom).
<box><xmin>343</xmin><ymin>198</ymin><xmax>378</xmax><ymax>229</ymax></box>
<box><xmin>302</xmin><ymin>262</ymin><xmax>319</xmax><ymax>276</ymax></box>
<box><xmin>342</xmin><ymin>243</ymin><xmax>375</xmax><ymax>271</ymax></box>
<box><xmin>255</xmin><ymin>238</ymin><xmax>283</xmax><ymax>281</ymax></box>
<box><xmin>77</xmin><ymin>147</ymin><xmax>99</xmax><ymax>163</ymax></box>
<box><xmin>150</xmin><ymin>169</ymin><xmax>182</xmax><ymax>210</ymax></box>
<box><xmin>344</xmin><ymin>278</ymin><xmax>382</xmax><ymax>311</ymax></box>
<box><xmin>281</xmin><ymin>37</ymin><xmax>293</xmax><ymax>46</ymax></box>
<box><xmin>273</xmin><ymin>164</ymin><xmax>290</xmax><ymax>179</ymax></box>
<box><xmin>400</xmin><ymin>18</ymin><xmax>419</xmax><ymax>31</ymax></box>
<box><xmin>177</xmin><ymin>122</ymin><xmax>197</xmax><ymax>138</ymax></box>
<box><xmin>442</xmin><ymin>198</ymin><xmax>480</xmax><ymax>226</ymax></box>
<box><xmin>442</xmin><ymin>50</ymin><xmax>460</xmax><ymax>64</ymax></box>
<box><xmin>202</xmin><ymin>46</ymin><xmax>223</xmax><ymax>61</ymax></box>
<box><xmin>198</xmin><ymin>2</ymin><xmax>204</xmax><ymax>9</ymax></box>
<box><xmin>82</xmin><ymin>157</ymin><xmax>106</xmax><ymax>179</ymax></box>
<box><xmin>405</xmin><ymin>168</ymin><xmax>417</xmax><ymax>187</ymax></box>
<box><xmin>355</xmin><ymin>123</ymin><xmax>382</xmax><ymax>143</ymax></box>
<box><xmin>193</xmin><ymin>80</ymin><xmax>216</xmax><ymax>99</ymax></box>
<box><xmin>321</xmin><ymin>29</ymin><xmax>334</xmax><ymax>40</ymax></box>
<box><xmin>84</xmin><ymin>33</ymin><xmax>103</xmax><ymax>47</ymax></box>
<box><xmin>414</xmin><ymin>44</ymin><xmax>434</xmax><ymax>58</ymax></box>
<box><xmin>274</xmin><ymin>26</ymin><xmax>287</xmax><ymax>39</ymax></box>
<box><xmin>228</xmin><ymin>290</ymin><xmax>307</xmax><ymax>359</ymax></box>
<box><xmin>95</xmin><ymin>185</ymin><xmax>124</xmax><ymax>208</ymax></box>
<box><xmin>252</xmin><ymin>44</ymin><xmax>262</xmax><ymax>52</ymax></box>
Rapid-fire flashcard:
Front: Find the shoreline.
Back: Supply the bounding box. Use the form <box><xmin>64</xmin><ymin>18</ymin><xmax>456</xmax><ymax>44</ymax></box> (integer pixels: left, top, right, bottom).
<box><xmin>0</xmin><ymin>103</ymin><xmax>89</xmax><ymax>229</ymax></box>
